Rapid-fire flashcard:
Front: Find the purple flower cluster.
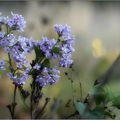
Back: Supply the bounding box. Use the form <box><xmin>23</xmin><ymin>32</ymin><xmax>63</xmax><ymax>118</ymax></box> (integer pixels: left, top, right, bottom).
<box><xmin>0</xmin><ymin>33</ymin><xmax>16</xmax><ymax>48</ymax></box>
<box><xmin>18</xmin><ymin>36</ymin><xmax>33</xmax><ymax>53</ymax></box>
<box><xmin>0</xmin><ymin>33</ymin><xmax>33</xmax><ymax>68</ymax></box>
<box><xmin>54</xmin><ymin>24</ymin><xmax>75</xmax><ymax>67</ymax></box>
<box><xmin>54</xmin><ymin>24</ymin><xmax>71</xmax><ymax>37</ymax></box>
<box><xmin>0</xmin><ymin>13</ymin><xmax>32</xmax><ymax>85</ymax></box>
<box><xmin>0</xmin><ymin>16</ymin><xmax>8</xmax><ymax>25</ymax></box>
<box><xmin>33</xmin><ymin>25</ymin><xmax>75</xmax><ymax>86</ymax></box>
<box><xmin>0</xmin><ymin>32</ymin><xmax>5</xmax><ymax>39</ymax></box>
<box><xmin>36</xmin><ymin>37</ymin><xmax>57</xmax><ymax>59</ymax></box>
<box><xmin>33</xmin><ymin>63</ymin><xmax>41</xmax><ymax>70</ymax></box>
<box><xmin>0</xmin><ymin>12</ymin><xmax>26</xmax><ymax>31</ymax></box>
<box><xmin>7</xmin><ymin>36</ymin><xmax>33</xmax><ymax>84</ymax></box>
<box><xmin>7</xmin><ymin>68</ymin><xmax>30</xmax><ymax>85</ymax></box>
<box><xmin>7</xmin><ymin>12</ymin><xmax>26</xmax><ymax>31</ymax></box>
<box><xmin>0</xmin><ymin>60</ymin><xmax>5</xmax><ymax>70</ymax></box>
<box><xmin>35</xmin><ymin>67</ymin><xmax>60</xmax><ymax>87</ymax></box>
<box><xmin>0</xmin><ymin>13</ymin><xmax>75</xmax><ymax>87</ymax></box>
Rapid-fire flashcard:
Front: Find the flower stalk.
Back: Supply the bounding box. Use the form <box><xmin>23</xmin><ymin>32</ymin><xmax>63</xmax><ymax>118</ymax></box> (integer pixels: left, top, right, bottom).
<box><xmin>0</xmin><ymin>12</ymin><xmax>75</xmax><ymax>119</ymax></box>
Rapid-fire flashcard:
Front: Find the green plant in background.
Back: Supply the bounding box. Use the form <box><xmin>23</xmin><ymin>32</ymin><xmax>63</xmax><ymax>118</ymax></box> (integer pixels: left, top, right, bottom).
<box><xmin>65</xmin><ymin>55</ymin><xmax>120</xmax><ymax>119</ymax></box>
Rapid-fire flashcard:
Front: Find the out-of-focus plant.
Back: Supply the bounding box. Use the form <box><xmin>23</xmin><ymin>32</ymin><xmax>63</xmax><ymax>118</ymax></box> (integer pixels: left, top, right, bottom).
<box><xmin>0</xmin><ymin>12</ymin><xmax>75</xmax><ymax>119</ymax></box>
<box><xmin>65</xmin><ymin>55</ymin><xmax>120</xmax><ymax>119</ymax></box>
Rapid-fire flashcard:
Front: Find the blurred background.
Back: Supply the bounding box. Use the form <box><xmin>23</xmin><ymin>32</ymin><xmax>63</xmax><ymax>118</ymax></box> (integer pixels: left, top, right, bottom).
<box><xmin>0</xmin><ymin>0</ymin><xmax>120</xmax><ymax>118</ymax></box>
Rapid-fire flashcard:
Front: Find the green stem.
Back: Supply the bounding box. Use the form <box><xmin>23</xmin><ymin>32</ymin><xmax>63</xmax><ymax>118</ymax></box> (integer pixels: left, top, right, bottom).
<box><xmin>30</xmin><ymin>88</ymin><xmax>33</xmax><ymax>119</ymax></box>
<box><xmin>79</xmin><ymin>82</ymin><xmax>82</xmax><ymax>101</ymax></box>
<box><xmin>65</xmin><ymin>111</ymin><xmax>78</xmax><ymax>119</ymax></box>
<box><xmin>29</xmin><ymin>35</ymin><xmax>61</xmax><ymax>118</ymax></box>
<box><xmin>8</xmin><ymin>52</ymin><xmax>17</xmax><ymax>119</ymax></box>
<box><xmin>70</xmin><ymin>78</ymin><xmax>75</xmax><ymax>104</ymax></box>
<box><xmin>8</xmin><ymin>53</ymin><xmax>12</xmax><ymax>67</ymax></box>
<box><xmin>35</xmin><ymin>98</ymin><xmax>50</xmax><ymax>119</ymax></box>
<box><xmin>5</xmin><ymin>24</ymin><xmax>18</xmax><ymax>119</ymax></box>
<box><xmin>30</xmin><ymin>80</ymin><xmax>35</xmax><ymax>119</ymax></box>
<box><xmin>12</xmin><ymin>85</ymin><xmax>17</xmax><ymax>119</ymax></box>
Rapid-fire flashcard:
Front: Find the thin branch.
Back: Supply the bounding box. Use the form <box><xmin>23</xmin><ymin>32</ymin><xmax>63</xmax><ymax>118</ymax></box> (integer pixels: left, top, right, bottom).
<box><xmin>65</xmin><ymin>111</ymin><xmax>78</xmax><ymax>119</ymax></box>
<box><xmin>35</xmin><ymin>98</ymin><xmax>50</xmax><ymax>119</ymax></box>
<box><xmin>12</xmin><ymin>85</ymin><xmax>17</xmax><ymax>119</ymax></box>
<box><xmin>30</xmin><ymin>85</ymin><xmax>34</xmax><ymax>119</ymax></box>
<box><xmin>79</xmin><ymin>81</ymin><xmax>82</xmax><ymax>101</ymax></box>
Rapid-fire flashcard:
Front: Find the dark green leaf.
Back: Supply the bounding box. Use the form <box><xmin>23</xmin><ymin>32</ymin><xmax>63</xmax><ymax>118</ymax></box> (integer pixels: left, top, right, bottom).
<box><xmin>34</xmin><ymin>45</ymin><xmax>44</xmax><ymax>62</ymax></box>
<box><xmin>89</xmin><ymin>107</ymin><xmax>104</xmax><ymax>118</ymax></box>
<box><xmin>74</xmin><ymin>101</ymin><xmax>106</xmax><ymax>119</ymax></box>
<box><xmin>42</xmin><ymin>59</ymin><xmax>50</xmax><ymax>67</ymax></box>
<box><xmin>51</xmin><ymin>46</ymin><xmax>60</xmax><ymax>54</ymax></box>
<box><xmin>95</xmin><ymin>92</ymin><xmax>107</xmax><ymax>105</ymax></box>
<box><xmin>112</xmin><ymin>96</ymin><xmax>120</xmax><ymax>109</ymax></box>
<box><xmin>91</xmin><ymin>87</ymin><xmax>108</xmax><ymax>105</ymax></box>
<box><xmin>104</xmin><ymin>111</ymin><xmax>113</xmax><ymax>118</ymax></box>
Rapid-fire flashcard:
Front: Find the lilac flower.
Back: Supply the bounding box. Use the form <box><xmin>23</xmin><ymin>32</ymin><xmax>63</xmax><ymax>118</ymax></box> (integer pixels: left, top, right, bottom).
<box><xmin>4</xmin><ymin>47</ymin><xmax>10</xmax><ymax>53</ymax></box>
<box><xmin>60</xmin><ymin>44</ymin><xmax>74</xmax><ymax>54</ymax></box>
<box><xmin>7</xmin><ymin>34</ymin><xmax>17</xmax><ymax>46</ymax></box>
<box><xmin>0</xmin><ymin>12</ymin><xmax>75</xmax><ymax>88</ymax></box>
<box><xmin>7</xmin><ymin>73</ymin><xmax>17</xmax><ymax>81</ymax></box>
<box><xmin>8</xmin><ymin>45</ymin><xmax>29</xmax><ymax>73</ymax></box>
<box><xmin>0</xmin><ymin>32</ymin><xmax>5</xmax><ymax>39</ymax></box>
<box><xmin>0</xmin><ymin>59</ymin><xmax>6</xmax><ymax>70</ymax></box>
<box><xmin>7</xmin><ymin>72</ymin><xmax>28</xmax><ymax>85</ymax></box>
<box><xmin>16</xmin><ymin>62</ymin><xmax>23</xmax><ymax>69</ymax></box>
<box><xmin>54</xmin><ymin>24</ymin><xmax>75</xmax><ymax>67</ymax></box>
<box><xmin>0</xmin><ymin>32</ymin><xmax>5</xmax><ymax>47</ymax></box>
<box><xmin>54</xmin><ymin>24</ymin><xmax>71</xmax><ymax>37</ymax></box>
<box><xmin>10</xmin><ymin>46</ymin><xmax>26</xmax><ymax>62</ymax></box>
<box><xmin>7</xmin><ymin>68</ymin><xmax>30</xmax><ymax>85</ymax></box>
<box><xmin>35</xmin><ymin>67</ymin><xmax>60</xmax><ymax>87</ymax></box>
<box><xmin>0</xmin><ymin>34</ymin><xmax>16</xmax><ymax>47</ymax></box>
<box><xmin>0</xmin><ymin>35</ymin><xmax>27</xmax><ymax>68</ymax></box>
<box><xmin>6</xmin><ymin>36</ymin><xmax>33</xmax><ymax>70</ymax></box>
<box><xmin>36</xmin><ymin>37</ymin><xmax>57</xmax><ymax>58</ymax></box>
<box><xmin>33</xmin><ymin>63</ymin><xmax>41</xmax><ymax>70</ymax></box>
<box><xmin>18</xmin><ymin>36</ymin><xmax>33</xmax><ymax>53</ymax></box>
<box><xmin>7</xmin><ymin>12</ymin><xmax>26</xmax><ymax>31</ymax></box>
<box><xmin>0</xmin><ymin>12</ymin><xmax>26</xmax><ymax>32</ymax></box>
<box><xmin>0</xmin><ymin>33</ymin><xmax>33</xmax><ymax>69</ymax></box>
<box><xmin>59</xmin><ymin>55</ymin><xmax>73</xmax><ymax>67</ymax></box>
<box><xmin>0</xmin><ymin>15</ymin><xmax>8</xmax><ymax>25</ymax></box>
